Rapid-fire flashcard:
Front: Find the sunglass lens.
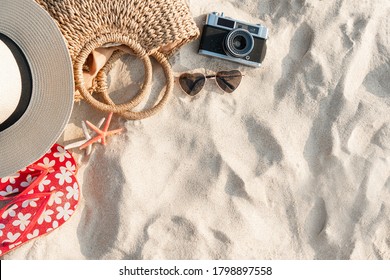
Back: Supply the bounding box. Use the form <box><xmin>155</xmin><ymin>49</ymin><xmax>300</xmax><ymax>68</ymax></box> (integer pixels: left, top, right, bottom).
<box><xmin>215</xmin><ymin>70</ymin><xmax>242</xmax><ymax>93</ymax></box>
<box><xmin>179</xmin><ymin>73</ymin><xmax>206</xmax><ymax>96</ymax></box>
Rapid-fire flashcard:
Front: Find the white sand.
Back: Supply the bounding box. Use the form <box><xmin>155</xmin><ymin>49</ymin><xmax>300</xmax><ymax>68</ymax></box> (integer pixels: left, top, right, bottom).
<box><xmin>5</xmin><ymin>0</ymin><xmax>390</xmax><ymax>259</ymax></box>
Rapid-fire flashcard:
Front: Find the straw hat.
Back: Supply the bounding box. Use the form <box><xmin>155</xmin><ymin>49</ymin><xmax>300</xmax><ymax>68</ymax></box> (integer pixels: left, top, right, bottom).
<box><xmin>0</xmin><ymin>0</ymin><xmax>74</xmax><ymax>177</ymax></box>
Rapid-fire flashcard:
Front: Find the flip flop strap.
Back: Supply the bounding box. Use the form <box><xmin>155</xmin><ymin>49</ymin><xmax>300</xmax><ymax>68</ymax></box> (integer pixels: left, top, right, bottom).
<box><xmin>0</xmin><ymin>164</ymin><xmax>57</xmax><ymax>246</ymax></box>
<box><xmin>0</xmin><ymin>191</ymin><xmax>56</xmax><ymax>245</ymax></box>
<box><xmin>0</xmin><ymin>164</ymin><xmax>52</xmax><ymax>202</ymax></box>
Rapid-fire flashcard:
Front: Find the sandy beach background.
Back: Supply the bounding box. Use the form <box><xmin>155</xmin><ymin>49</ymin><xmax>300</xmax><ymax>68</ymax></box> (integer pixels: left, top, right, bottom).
<box><xmin>4</xmin><ymin>0</ymin><xmax>390</xmax><ymax>259</ymax></box>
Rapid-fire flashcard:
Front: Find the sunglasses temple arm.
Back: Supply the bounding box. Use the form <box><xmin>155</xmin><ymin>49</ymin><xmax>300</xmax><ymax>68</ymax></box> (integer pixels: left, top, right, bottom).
<box><xmin>206</xmin><ymin>74</ymin><xmax>242</xmax><ymax>79</ymax></box>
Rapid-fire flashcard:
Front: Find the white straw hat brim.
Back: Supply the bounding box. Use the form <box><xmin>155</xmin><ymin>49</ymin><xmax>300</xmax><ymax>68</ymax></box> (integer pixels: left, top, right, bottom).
<box><xmin>0</xmin><ymin>0</ymin><xmax>74</xmax><ymax>177</ymax></box>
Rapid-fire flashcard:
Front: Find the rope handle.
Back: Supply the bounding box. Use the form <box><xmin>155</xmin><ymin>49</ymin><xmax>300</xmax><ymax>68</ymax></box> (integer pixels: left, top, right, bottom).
<box><xmin>74</xmin><ymin>34</ymin><xmax>174</xmax><ymax>120</ymax></box>
<box><xmin>96</xmin><ymin>51</ymin><xmax>174</xmax><ymax>120</ymax></box>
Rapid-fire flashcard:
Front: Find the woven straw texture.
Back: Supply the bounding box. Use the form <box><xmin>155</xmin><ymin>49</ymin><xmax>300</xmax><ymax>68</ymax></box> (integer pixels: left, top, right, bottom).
<box><xmin>35</xmin><ymin>0</ymin><xmax>200</xmax><ymax>119</ymax></box>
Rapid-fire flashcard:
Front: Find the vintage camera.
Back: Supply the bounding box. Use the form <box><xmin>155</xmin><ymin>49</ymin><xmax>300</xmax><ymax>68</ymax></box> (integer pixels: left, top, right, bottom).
<box><xmin>198</xmin><ymin>12</ymin><xmax>268</xmax><ymax>68</ymax></box>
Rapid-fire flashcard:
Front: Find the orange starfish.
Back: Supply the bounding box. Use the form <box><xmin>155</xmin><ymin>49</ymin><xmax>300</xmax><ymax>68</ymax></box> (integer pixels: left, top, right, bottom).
<box><xmin>79</xmin><ymin>112</ymin><xmax>123</xmax><ymax>150</ymax></box>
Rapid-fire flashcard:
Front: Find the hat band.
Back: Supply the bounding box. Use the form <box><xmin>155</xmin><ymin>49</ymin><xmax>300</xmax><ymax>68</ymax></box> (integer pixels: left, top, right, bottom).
<box><xmin>0</xmin><ymin>33</ymin><xmax>32</xmax><ymax>132</ymax></box>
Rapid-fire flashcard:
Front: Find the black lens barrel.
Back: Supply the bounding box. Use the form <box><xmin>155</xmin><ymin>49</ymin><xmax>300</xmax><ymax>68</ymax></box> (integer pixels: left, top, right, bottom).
<box><xmin>224</xmin><ymin>28</ymin><xmax>254</xmax><ymax>58</ymax></box>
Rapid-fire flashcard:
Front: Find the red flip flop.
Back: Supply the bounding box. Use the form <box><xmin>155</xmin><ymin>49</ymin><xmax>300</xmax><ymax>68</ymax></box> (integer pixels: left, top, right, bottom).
<box><xmin>0</xmin><ymin>144</ymin><xmax>80</xmax><ymax>256</ymax></box>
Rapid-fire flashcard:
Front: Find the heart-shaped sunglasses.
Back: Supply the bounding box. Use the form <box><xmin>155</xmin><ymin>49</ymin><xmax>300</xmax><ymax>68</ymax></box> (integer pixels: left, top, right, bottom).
<box><xmin>178</xmin><ymin>70</ymin><xmax>243</xmax><ymax>96</ymax></box>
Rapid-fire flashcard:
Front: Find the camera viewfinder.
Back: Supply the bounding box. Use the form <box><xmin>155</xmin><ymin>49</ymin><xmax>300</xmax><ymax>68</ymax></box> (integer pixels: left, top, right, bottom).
<box><xmin>217</xmin><ymin>18</ymin><xmax>235</xmax><ymax>28</ymax></box>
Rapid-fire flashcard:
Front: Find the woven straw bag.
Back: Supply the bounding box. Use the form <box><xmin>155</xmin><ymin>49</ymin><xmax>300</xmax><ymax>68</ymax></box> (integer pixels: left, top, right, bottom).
<box><xmin>36</xmin><ymin>0</ymin><xmax>199</xmax><ymax>120</ymax></box>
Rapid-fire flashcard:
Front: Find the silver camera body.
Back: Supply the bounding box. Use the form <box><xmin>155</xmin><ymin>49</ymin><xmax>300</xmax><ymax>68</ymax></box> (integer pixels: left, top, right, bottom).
<box><xmin>198</xmin><ymin>12</ymin><xmax>269</xmax><ymax>68</ymax></box>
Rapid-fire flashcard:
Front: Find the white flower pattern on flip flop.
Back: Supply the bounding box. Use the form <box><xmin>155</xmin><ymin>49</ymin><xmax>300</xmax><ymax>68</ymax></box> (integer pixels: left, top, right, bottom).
<box><xmin>4</xmin><ymin>232</ymin><xmax>21</xmax><ymax>244</ymax></box>
<box><xmin>53</xmin><ymin>146</ymin><xmax>71</xmax><ymax>162</ymax></box>
<box><xmin>1</xmin><ymin>204</ymin><xmax>18</xmax><ymax>219</ymax></box>
<box><xmin>55</xmin><ymin>169</ymin><xmax>73</xmax><ymax>186</ymax></box>
<box><xmin>8</xmin><ymin>241</ymin><xmax>22</xmax><ymax>250</ymax></box>
<box><xmin>56</xmin><ymin>202</ymin><xmax>74</xmax><ymax>221</ymax></box>
<box><xmin>38</xmin><ymin>209</ymin><xmax>54</xmax><ymax>225</ymax></box>
<box><xmin>21</xmin><ymin>198</ymin><xmax>39</xmax><ymax>208</ymax></box>
<box><xmin>12</xmin><ymin>213</ymin><xmax>31</xmax><ymax>231</ymax></box>
<box><xmin>62</xmin><ymin>161</ymin><xmax>76</xmax><ymax>173</ymax></box>
<box><xmin>38</xmin><ymin>176</ymin><xmax>51</xmax><ymax>192</ymax></box>
<box><xmin>0</xmin><ymin>173</ymin><xmax>20</xmax><ymax>184</ymax></box>
<box><xmin>46</xmin><ymin>220</ymin><xmax>59</xmax><ymax>233</ymax></box>
<box><xmin>20</xmin><ymin>174</ymin><xmax>37</xmax><ymax>188</ymax></box>
<box><xmin>0</xmin><ymin>185</ymin><xmax>19</xmax><ymax>197</ymax></box>
<box><xmin>0</xmin><ymin>144</ymin><xmax>79</xmax><ymax>256</ymax></box>
<box><xmin>0</xmin><ymin>223</ymin><xmax>5</xmax><ymax>237</ymax></box>
<box><xmin>49</xmin><ymin>190</ymin><xmax>64</xmax><ymax>205</ymax></box>
<box><xmin>66</xmin><ymin>183</ymin><xmax>79</xmax><ymax>201</ymax></box>
<box><xmin>38</xmin><ymin>157</ymin><xmax>55</xmax><ymax>169</ymax></box>
<box><xmin>27</xmin><ymin>229</ymin><xmax>39</xmax><ymax>240</ymax></box>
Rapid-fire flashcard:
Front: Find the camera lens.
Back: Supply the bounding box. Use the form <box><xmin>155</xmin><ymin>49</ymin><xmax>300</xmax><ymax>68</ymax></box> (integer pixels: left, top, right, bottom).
<box><xmin>224</xmin><ymin>29</ymin><xmax>254</xmax><ymax>58</ymax></box>
<box><xmin>233</xmin><ymin>35</ymin><xmax>247</xmax><ymax>50</ymax></box>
